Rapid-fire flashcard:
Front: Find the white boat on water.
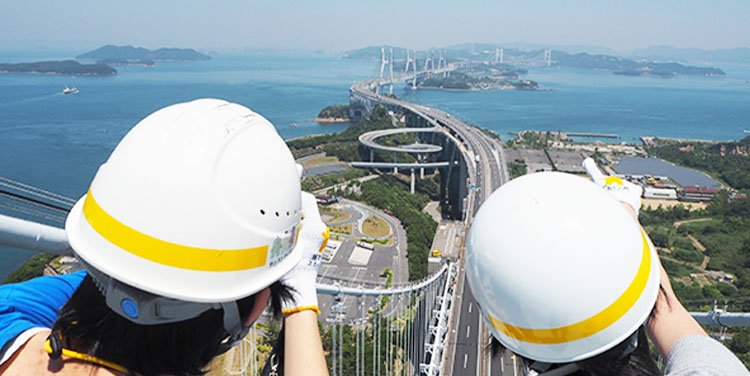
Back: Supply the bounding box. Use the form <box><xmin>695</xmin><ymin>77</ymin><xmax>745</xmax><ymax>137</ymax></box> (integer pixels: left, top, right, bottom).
<box><xmin>63</xmin><ymin>87</ymin><xmax>79</xmax><ymax>95</ymax></box>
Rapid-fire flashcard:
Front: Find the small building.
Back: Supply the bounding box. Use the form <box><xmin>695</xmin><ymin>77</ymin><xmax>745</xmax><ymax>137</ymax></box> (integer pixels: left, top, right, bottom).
<box><xmin>60</xmin><ymin>256</ymin><xmax>78</xmax><ymax>265</ymax></box>
<box><xmin>643</xmin><ymin>186</ymin><xmax>677</xmax><ymax>200</ymax></box>
<box><xmin>315</xmin><ymin>194</ymin><xmax>338</xmax><ymax>205</ymax></box>
<box><xmin>681</xmin><ymin>187</ymin><xmax>719</xmax><ymax>201</ymax></box>
<box><xmin>730</xmin><ymin>192</ymin><xmax>747</xmax><ymax>201</ymax></box>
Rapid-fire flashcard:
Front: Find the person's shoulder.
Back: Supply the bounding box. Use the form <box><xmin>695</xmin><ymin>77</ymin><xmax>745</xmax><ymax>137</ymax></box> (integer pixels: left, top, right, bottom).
<box><xmin>5</xmin><ymin>271</ymin><xmax>85</xmax><ymax>303</ymax></box>
<box><xmin>666</xmin><ymin>335</ymin><xmax>749</xmax><ymax>375</ymax></box>
<box><xmin>1</xmin><ymin>330</ymin><xmax>119</xmax><ymax>376</ymax></box>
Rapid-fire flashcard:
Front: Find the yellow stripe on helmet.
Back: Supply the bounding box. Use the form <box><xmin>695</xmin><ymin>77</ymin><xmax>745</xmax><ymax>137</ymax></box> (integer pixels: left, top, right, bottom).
<box><xmin>488</xmin><ymin>230</ymin><xmax>652</xmax><ymax>344</ymax></box>
<box><xmin>82</xmin><ymin>190</ymin><xmax>269</xmax><ymax>272</ymax></box>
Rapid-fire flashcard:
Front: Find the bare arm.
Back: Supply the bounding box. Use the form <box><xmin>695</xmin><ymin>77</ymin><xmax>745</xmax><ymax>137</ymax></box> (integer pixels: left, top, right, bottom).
<box><xmin>645</xmin><ymin>257</ymin><xmax>708</xmax><ymax>360</ymax></box>
<box><xmin>621</xmin><ymin>203</ymin><xmax>709</xmax><ymax>359</ymax></box>
<box><xmin>284</xmin><ymin>310</ymin><xmax>329</xmax><ymax>376</ymax></box>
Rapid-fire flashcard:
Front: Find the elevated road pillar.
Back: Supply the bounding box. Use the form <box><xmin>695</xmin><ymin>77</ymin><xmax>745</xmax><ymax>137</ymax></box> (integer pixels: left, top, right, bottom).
<box><xmin>411</xmin><ymin>169</ymin><xmax>415</xmax><ymax>194</ymax></box>
<box><xmin>419</xmin><ymin>154</ymin><xmax>425</xmax><ymax>178</ymax></box>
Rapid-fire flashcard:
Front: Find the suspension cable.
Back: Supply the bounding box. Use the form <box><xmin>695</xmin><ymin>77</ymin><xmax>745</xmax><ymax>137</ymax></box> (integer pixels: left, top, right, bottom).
<box><xmin>0</xmin><ymin>177</ymin><xmax>76</xmax><ymax>206</ymax></box>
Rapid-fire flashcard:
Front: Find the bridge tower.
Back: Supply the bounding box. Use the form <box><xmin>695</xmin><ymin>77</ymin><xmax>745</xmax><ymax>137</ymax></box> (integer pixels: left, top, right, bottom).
<box><xmin>544</xmin><ymin>48</ymin><xmax>552</xmax><ymax>66</ymax></box>
<box><xmin>495</xmin><ymin>48</ymin><xmax>504</xmax><ymax>64</ymax></box>
<box><xmin>411</xmin><ymin>50</ymin><xmax>418</xmax><ymax>89</ymax></box>
<box><xmin>404</xmin><ymin>49</ymin><xmax>416</xmax><ymax>74</ymax></box>
<box><xmin>423</xmin><ymin>50</ymin><xmax>430</xmax><ymax>71</ymax></box>
<box><xmin>378</xmin><ymin>47</ymin><xmax>388</xmax><ymax>94</ymax></box>
<box><xmin>438</xmin><ymin>50</ymin><xmax>448</xmax><ymax>77</ymax></box>
<box><xmin>443</xmin><ymin>50</ymin><xmax>448</xmax><ymax>77</ymax></box>
<box><xmin>389</xmin><ymin>48</ymin><xmax>395</xmax><ymax>94</ymax></box>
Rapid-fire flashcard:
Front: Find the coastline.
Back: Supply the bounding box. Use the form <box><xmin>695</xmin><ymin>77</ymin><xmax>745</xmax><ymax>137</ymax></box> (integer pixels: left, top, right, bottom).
<box><xmin>314</xmin><ymin>117</ymin><xmax>350</xmax><ymax>123</ymax></box>
<box><xmin>417</xmin><ymin>85</ymin><xmax>534</xmax><ymax>92</ymax></box>
<box><xmin>0</xmin><ymin>70</ymin><xmax>116</xmax><ymax>76</ymax></box>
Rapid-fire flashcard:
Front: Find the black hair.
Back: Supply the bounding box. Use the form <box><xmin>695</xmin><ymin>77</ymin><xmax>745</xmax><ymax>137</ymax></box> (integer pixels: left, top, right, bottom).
<box><xmin>487</xmin><ymin>278</ymin><xmax>674</xmax><ymax>375</ymax></box>
<box><xmin>488</xmin><ymin>327</ymin><xmax>660</xmax><ymax>376</ymax></box>
<box><xmin>51</xmin><ymin>274</ymin><xmax>293</xmax><ymax>376</ymax></box>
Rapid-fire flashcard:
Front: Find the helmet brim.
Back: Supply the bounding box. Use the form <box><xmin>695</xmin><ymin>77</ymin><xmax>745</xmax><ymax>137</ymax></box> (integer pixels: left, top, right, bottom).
<box><xmin>66</xmin><ymin>195</ymin><xmax>304</xmax><ymax>303</ymax></box>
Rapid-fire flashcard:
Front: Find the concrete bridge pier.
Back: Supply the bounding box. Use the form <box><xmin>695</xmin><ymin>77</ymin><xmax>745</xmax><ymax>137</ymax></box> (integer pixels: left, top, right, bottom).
<box><xmin>370</xmin><ymin>149</ymin><xmax>374</xmax><ymax>162</ymax></box>
<box><xmin>393</xmin><ymin>154</ymin><xmax>398</xmax><ymax>173</ymax></box>
<box><xmin>419</xmin><ymin>154</ymin><xmax>425</xmax><ymax>178</ymax></box>
<box><xmin>411</xmin><ymin>169</ymin><xmax>416</xmax><ymax>194</ymax></box>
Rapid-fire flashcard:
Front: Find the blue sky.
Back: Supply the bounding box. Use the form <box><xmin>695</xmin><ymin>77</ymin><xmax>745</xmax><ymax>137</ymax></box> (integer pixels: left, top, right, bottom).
<box><xmin>1</xmin><ymin>0</ymin><xmax>748</xmax><ymax>52</ymax></box>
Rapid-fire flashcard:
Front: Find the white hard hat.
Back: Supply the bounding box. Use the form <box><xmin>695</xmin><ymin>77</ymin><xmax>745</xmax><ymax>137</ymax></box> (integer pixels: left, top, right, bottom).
<box><xmin>466</xmin><ymin>172</ymin><xmax>659</xmax><ymax>363</ymax></box>
<box><xmin>66</xmin><ymin>98</ymin><xmax>303</xmax><ymax>303</ymax></box>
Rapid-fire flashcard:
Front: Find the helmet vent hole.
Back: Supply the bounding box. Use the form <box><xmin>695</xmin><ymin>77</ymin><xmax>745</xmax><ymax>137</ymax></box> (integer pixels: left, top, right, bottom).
<box><xmin>275</xmin><ymin>212</ymin><xmax>280</xmax><ymax>217</ymax></box>
<box><xmin>286</xmin><ymin>211</ymin><xmax>290</xmax><ymax>216</ymax></box>
<box><xmin>260</xmin><ymin>209</ymin><xmax>266</xmax><ymax>215</ymax></box>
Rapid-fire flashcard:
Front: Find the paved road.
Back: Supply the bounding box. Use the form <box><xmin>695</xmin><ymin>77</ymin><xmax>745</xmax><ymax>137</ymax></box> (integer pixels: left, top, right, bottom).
<box><xmin>351</xmin><ymin>75</ymin><xmax>511</xmax><ymax>375</ymax></box>
<box><xmin>453</xmin><ymin>274</ymin><xmax>481</xmax><ymax>376</ymax></box>
<box><xmin>317</xmin><ymin>199</ymin><xmax>409</xmax><ymax>323</ymax></box>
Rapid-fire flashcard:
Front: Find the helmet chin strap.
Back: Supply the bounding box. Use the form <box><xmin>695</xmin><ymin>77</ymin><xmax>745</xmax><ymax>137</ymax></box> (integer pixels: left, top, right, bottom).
<box><xmin>84</xmin><ymin>261</ymin><xmax>252</xmax><ymax>354</ymax></box>
<box><xmin>217</xmin><ymin>301</ymin><xmax>250</xmax><ymax>354</ymax></box>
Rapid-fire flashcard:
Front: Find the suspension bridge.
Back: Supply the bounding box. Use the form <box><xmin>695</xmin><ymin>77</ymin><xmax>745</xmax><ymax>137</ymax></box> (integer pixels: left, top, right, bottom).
<box><xmin>2</xmin><ymin>49</ymin><xmax>750</xmax><ymax>376</ymax></box>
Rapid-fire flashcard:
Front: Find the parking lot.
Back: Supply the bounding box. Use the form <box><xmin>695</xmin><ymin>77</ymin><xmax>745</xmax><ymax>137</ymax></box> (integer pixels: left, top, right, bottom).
<box><xmin>505</xmin><ymin>148</ymin><xmax>552</xmax><ymax>173</ymax></box>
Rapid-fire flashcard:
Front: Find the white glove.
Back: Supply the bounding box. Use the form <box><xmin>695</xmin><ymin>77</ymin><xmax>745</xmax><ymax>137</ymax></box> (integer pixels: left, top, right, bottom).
<box><xmin>582</xmin><ymin>158</ymin><xmax>643</xmax><ymax>217</ymax></box>
<box><xmin>280</xmin><ymin>192</ymin><xmax>329</xmax><ymax>315</ymax></box>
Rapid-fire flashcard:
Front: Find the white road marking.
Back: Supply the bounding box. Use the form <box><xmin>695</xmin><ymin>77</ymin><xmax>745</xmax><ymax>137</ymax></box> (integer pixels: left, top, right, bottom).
<box><xmin>466</xmin><ymin>325</ymin><xmax>471</xmax><ymax>338</ymax></box>
<box><xmin>463</xmin><ymin>353</ymin><xmax>468</xmax><ymax>368</ymax></box>
<box><xmin>468</xmin><ymin>302</ymin><xmax>472</xmax><ymax>313</ymax></box>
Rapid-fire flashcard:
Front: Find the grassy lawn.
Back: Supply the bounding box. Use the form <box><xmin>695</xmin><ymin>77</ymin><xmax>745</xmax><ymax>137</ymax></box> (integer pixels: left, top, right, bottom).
<box><xmin>359</xmin><ymin>236</ymin><xmax>394</xmax><ymax>246</ymax></box>
<box><xmin>642</xmin><ymin>199</ymin><xmax>707</xmax><ymax>211</ymax></box>
<box><xmin>302</xmin><ymin>155</ymin><xmax>340</xmax><ymax>166</ymax></box>
<box><xmin>330</xmin><ymin>223</ymin><xmax>353</xmax><ymax>235</ymax></box>
<box><xmin>319</xmin><ymin>205</ymin><xmax>350</xmax><ymax>223</ymax></box>
<box><xmin>362</xmin><ymin>216</ymin><xmax>390</xmax><ymax>237</ymax></box>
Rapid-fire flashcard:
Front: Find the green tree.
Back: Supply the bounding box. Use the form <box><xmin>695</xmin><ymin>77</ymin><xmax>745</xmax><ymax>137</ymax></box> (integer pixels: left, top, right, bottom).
<box><xmin>3</xmin><ymin>253</ymin><xmax>56</xmax><ymax>284</ymax></box>
<box><xmin>730</xmin><ymin>332</ymin><xmax>750</xmax><ymax>354</ymax></box>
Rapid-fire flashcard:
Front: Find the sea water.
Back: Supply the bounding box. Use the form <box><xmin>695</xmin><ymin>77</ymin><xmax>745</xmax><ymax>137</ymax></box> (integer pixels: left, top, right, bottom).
<box><xmin>400</xmin><ymin>65</ymin><xmax>750</xmax><ymax>144</ymax></box>
<box><xmin>1</xmin><ymin>50</ymin><xmax>749</xmax><ymax>280</ymax></box>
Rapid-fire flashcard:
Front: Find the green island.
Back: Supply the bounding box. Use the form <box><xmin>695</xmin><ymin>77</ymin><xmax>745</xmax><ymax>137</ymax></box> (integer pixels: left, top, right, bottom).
<box><xmin>315</xmin><ymin>104</ymin><xmax>351</xmax><ymax>123</ymax></box>
<box><xmin>419</xmin><ymin>71</ymin><xmax>538</xmax><ymax>91</ymax></box>
<box><xmin>0</xmin><ymin>60</ymin><xmax>117</xmax><ymax>76</ymax></box>
<box><xmin>553</xmin><ymin>51</ymin><xmax>725</xmax><ymax>77</ymax></box>
<box><xmin>77</xmin><ymin>45</ymin><xmax>210</xmax><ymax>65</ymax></box>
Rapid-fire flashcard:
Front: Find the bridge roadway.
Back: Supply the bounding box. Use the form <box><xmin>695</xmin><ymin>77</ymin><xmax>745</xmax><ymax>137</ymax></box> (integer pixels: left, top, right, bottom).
<box><xmin>350</xmin><ymin>75</ymin><xmax>511</xmax><ymax>375</ymax></box>
<box><xmin>358</xmin><ymin>127</ymin><xmax>443</xmax><ymax>154</ymax></box>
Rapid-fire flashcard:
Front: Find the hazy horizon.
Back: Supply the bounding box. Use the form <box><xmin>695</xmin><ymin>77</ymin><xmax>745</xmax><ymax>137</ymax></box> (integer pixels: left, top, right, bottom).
<box><xmin>2</xmin><ymin>0</ymin><xmax>748</xmax><ymax>54</ymax></box>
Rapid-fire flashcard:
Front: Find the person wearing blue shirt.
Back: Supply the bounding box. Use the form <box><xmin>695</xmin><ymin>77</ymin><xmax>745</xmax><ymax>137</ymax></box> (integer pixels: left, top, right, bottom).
<box><xmin>0</xmin><ymin>271</ymin><xmax>85</xmax><ymax>365</ymax></box>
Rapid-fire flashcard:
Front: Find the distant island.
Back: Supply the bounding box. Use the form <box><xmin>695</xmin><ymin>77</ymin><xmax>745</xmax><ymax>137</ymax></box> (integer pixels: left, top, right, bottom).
<box><xmin>419</xmin><ymin>71</ymin><xmax>538</xmax><ymax>91</ymax></box>
<box><xmin>0</xmin><ymin>60</ymin><xmax>116</xmax><ymax>76</ymax></box>
<box><xmin>344</xmin><ymin>45</ymin><xmax>725</xmax><ymax>78</ymax></box>
<box><xmin>419</xmin><ymin>63</ymin><xmax>538</xmax><ymax>91</ymax></box>
<box><xmin>552</xmin><ymin>52</ymin><xmax>725</xmax><ymax>78</ymax></box>
<box><xmin>316</xmin><ymin>104</ymin><xmax>351</xmax><ymax>123</ymax></box>
<box><xmin>77</xmin><ymin>45</ymin><xmax>210</xmax><ymax>66</ymax></box>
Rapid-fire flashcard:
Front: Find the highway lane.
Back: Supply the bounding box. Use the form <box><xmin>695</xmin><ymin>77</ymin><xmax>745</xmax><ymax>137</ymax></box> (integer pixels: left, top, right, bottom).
<box><xmin>350</xmin><ymin>77</ymin><xmax>512</xmax><ymax>375</ymax></box>
<box><xmin>452</xmin><ymin>278</ymin><xmax>481</xmax><ymax>376</ymax></box>
<box><xmin>426</xmin><ymin>111</ymin><xmax>511</xmax><ymax>376</ymax></box>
